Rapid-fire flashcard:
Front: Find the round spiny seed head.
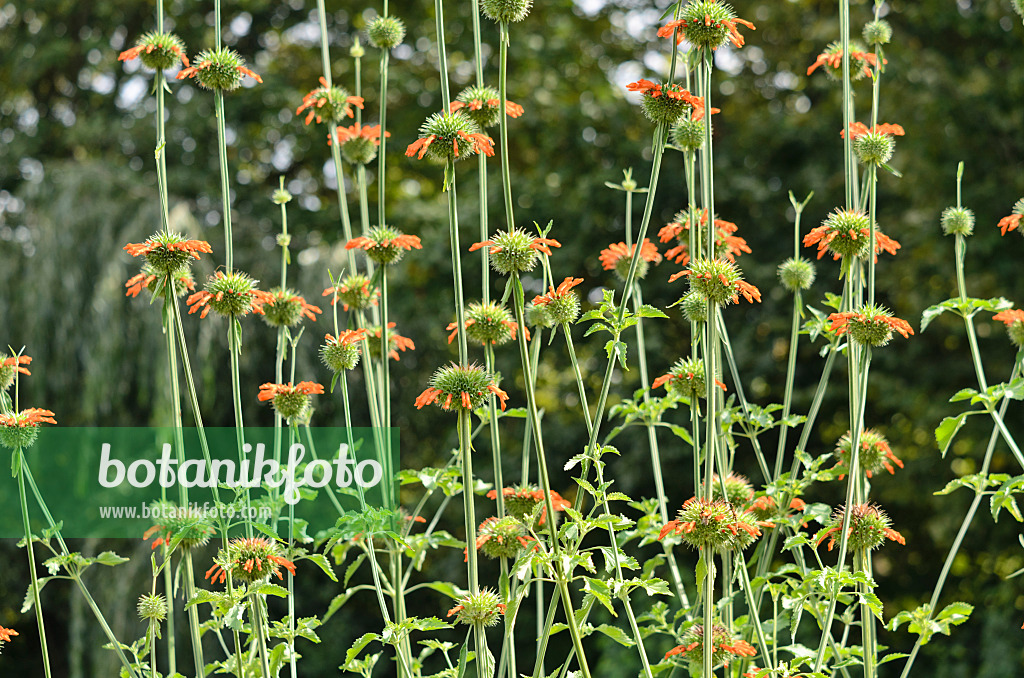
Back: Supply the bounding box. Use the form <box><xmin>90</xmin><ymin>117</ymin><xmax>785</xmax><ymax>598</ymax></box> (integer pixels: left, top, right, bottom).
<box><xmin>487</xmin><ymin>228</ymin><xmax>541</xmax><ymax>274</ymax></box>
<box><xmin>262</xmin><ymin>288</ymin><xmax>305</xmax><ymax>327</ymax></box>
<box><xmin>0</xmin><ymin>421</ymin><xmax>39</xmax><ymax>450</ymax></box>
<box><xmin>941</xmin><ymin>206</ymin><xmax>975</xmax><ymax>237</ymax></box>
<box><xmin>360</xmin><ymin>225</ymin><xmax>416</xmax><ymax>265</ymax></box>
<box><xmin>681</xmin><ymin>290</ymin><xmax>709</xmax><ymax>324</ymax></box>
<box><xmin>525</xmin><ymin>302</ymin><xmax>555</xmax><ymax>329</ymax></box>
<box><xmin>204</xmin><ymin>271</ymin><xmax>260</xmax><ymax>317</ymax></box>
<box><xmin>777</xmin><ymin>257</ymin><xmax>816</xmax><ymax>292</ymax></box>
<box><xmin>821</xmin><ymin>503</ymin><xmax>902</xmax><ymax>552</ymax></box>
<box><xmin>454</xmin><ymin>85</ymin><xmax>503</xmax><ymax>128</ymax></box>
<box><xmin>415</xmin><ymin>111</ymin><xmax>490</xmax><ymax>163</ymax></box>
<box><xmin>191</xmin><ymin>47</ymin><xmax>249</xmax><ymax>91</ymax></box>
<box><xmin>137</xmin><ymin>593</ymin><xmax>167</xmax><ymax>622</ymax></box>
<box><xmin>854</xmin><ymin>131</ymin><xmax>895</xmax><ymax>166</ymax></box>
<box><xmin>148</xmin><ymin>501</ymin><xmax>214</xmax><ymax>549</ymax></box>
<box><xmin>273</xmin><ymin>391</ymin><xmax>312</xmax><ymax>421</ymax></box>
<box><xmin>663</xmin><ymin>498</ymin><xmax>761</xmax><ymax>551</ymax></box>
<box><xmin>465</xmin><ymin>301</ymin><xmax>517</xmax><ymax>346</ymax></box>
<box><xmin>138</xmin><ymin>231</ymin><xmax>200</xmax><ymax>274</ymax></box>
<box><xmin>545</xmin><ymin>293</ymin><xmax>580</xmax><ymax>325</ymax></box>
<box><xmin>662</xmin><ymin>357</ymin><xmax>708</xmax><ymax>399</ymax></box>
<box><xmin>341</xmin><ymin>135</ymin><xmax>377</xmax><ymax>165</ymax></box>
<box><xmin>711</xmin><ymin>473</ymin><xmax>754</xmax><ymax>507</ymax></box>
<box><xmin>863</xmin><ymin>19</ymin><xmax>893</xmax><ymax>45</ymax></box>
<box><xmin>447</xmin><ymin>589</ymin><xmax>506</xmax><ymax>626</ymax></box>
<box><xmin>671</xmin><ymin>117</ymin><xmax>707</xmax><ymax>152</ymax></box>
<box><xmin>427</xmin><ymin>364</ymin><xmax>499</xmax><ymax>412</ymax></box>
<box><xmin>844</xmin><ymin>304</ymin><xmax>906</xmax><ymax>347</ymax></box>
<box><xmin>321</xmin><ymin>337</ymin><xmax>362</xmax><ymax>373</ymax></box>
<box><xmin>209</xmin><ymin>537</ymin><xmax>295</xmax><ymax>585</ymax></box>
<box><xmin>681</xmin><ymin>1</ymin><xmax>742</xmax><ymax>49</ymax></box>
<box><xmin>336</xmin><ymin>273</ymin><xmax>376</xmax><ymax>311</ymax></box>
<box><xmin>834</xmin><ymin>428</ymin><xmax>902</xmax><ymax>478</ymax></box>
<box><xmin>1006</xmin><ymin>320</ymin><xmax>1024</xmax><ymax>349</ymax></box>
<box><xmin>368</xmin><ymin>16</ymin><xmax>406</xmax><ymax>49</ymax></box>
<box><xmin>477</xmin><ymin>516</ymin><xmax>531</xmax><ymax>559</ymax></box>
<box><xmin>481</xmin><ymin>0</ymin><xmax>532</xmax><ymax>23</ymax></box>
<box><xmin>821</xmin><ymin>209</ymin><xmax>872</xmax><ymax>259</ymax></box>
<box><xmin>667</xmin><ymin>624</ymin><xmax>756</xmax><ymax>667</ymax></box>
<box><xmin>687</xmin><ymin>258</ymin><xmax>750</xmax><ymax>306</ymax></box>
<box><xmin>640</xmin><ymin>84</ymin><xmax>695</xmax><ymax>125</ymax></box>
<box><xmin>817</xmin><ymin>41</ymin><xmax>872</xmax><ymax>82</ymax></box>
<box><xmin>132</xmin><ymin>32</ymin><xmax>188</xmax><ymax>71</ymax></box>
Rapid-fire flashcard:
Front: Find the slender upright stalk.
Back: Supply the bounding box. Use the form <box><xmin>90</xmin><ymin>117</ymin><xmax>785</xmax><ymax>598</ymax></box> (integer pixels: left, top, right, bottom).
<box><xmin>446</xmin><ymin>160</ymin><xmax>469</xmax><ymax>362</ymax></box>
<box><xmin>213</xmin><ymin>91</ymin><xmax>235</xmax><ymax>272</ymax></box>
<box><xmin>17</xmin><ymin>452</ymin><xmax>53</xmax><ymax>678</ymax></box>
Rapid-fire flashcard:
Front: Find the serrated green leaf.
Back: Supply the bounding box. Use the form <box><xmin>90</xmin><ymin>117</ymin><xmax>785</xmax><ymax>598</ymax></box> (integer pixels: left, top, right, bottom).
<box><xmin>594</xmin><ymin>623</ymin><xmax>635</xmax><ymax>647</ymax></box>
<box><xmin>304</xmin><ymin>553</ymin><xmax>338</xmax><ymax>581</ymax></box>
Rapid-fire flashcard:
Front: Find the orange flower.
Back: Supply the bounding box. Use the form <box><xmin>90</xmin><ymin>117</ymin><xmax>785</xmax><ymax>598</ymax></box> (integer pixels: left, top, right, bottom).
<box><xmin>331</xmin><ymin>122</ymin><xmax>389</xmax><ymax>146</ymax></box>
<box><xmin>257</xmin><ymin>381</ymin><xmax>325</xmax><ymax>402</ymax></box>
<box><xmin>186</xmin><ymin>271</ymin><xmax>274</xmax><ymax>319</ymax></box>
<box><xmin>828</xmin><ymin>307</ymin><xmax>914</xmax><ymax>346</ymax></box>
<box><xmin>368</xmin><ymin>323</ymin><xmax>415</xmax><ymax>361</ymax></box>
<box><xmin>0</xmin><ymin>408</ymin><xmax>57</xmax><ymax>427</ymax></box>
<box><xmin>415</xmin><ymin>364</ymin><xmax>508</xmax><ymax>412</ymax></box>
<box><xmin>659</xmin><ymin>208</ymin><xmax>750</xmax><ymax>266</ymax></box>
<box><xmin>625</xmin><ymin>80</ymin><xmax>716</xmax><ymax>121</ymax></box>
<box><xmin>807</xmin><ymin>47</ymin><xmax>885</xmax><ymax>78</ymax></box>
<box><xmin>657</xmin><ymin>6</ymin><xmax>756</xmax><ymax>49</ymax></box>
<box><xmin>119</xmin><ymin>41</ymin><xmax>189</xmax><ymax>67</ymax></box>
<box><xmin>1</xmin><ymin>355</ymin><xmax>32</xmax><ymax>378</ymax></box>
<box><xmin>841</xmin><ymin>122</ymin><xmax>906</xmax><ymax>139</ymax></box>
<box><xmin>533</xmin><ymin>277</ymin><xmax>584</xmax><ymax>306</ymax></box>
<box><xmin>406</xmin><ymin>130</ymin><xmax>495</xmax><ymax>160</ymax></box>
<box><xmin>346</xmin><ymin>233</ymin><xmax>422</xmax><ymax>252</ymax></box>
<box><xmin>205</xmin><ymin>537</ymin><xmax>296</xmax><ymax>585</ymax></box>
<box><xmin>997</xmin><ymin>199</ymin><xmax>1024</xmax><ymax>236</ymax></box>
<box><xmin>296</xmin><ymin>77</ymin><xmax>363</xmax><ymax>124</ymax></box>
<box><xmin>450</xmin><ymin>98</ymin><xmax>524</xmax><ymax>118</ymax></box>
<box><xmin>0</xmin><ymin>626</ymin><xmax>18</xmax><ymax>643</ymax></box>
<box><xmin>599</xmin><ymin>239</ymin><xmax>662</xmax><ymax>271</ymax></box>
<box><xmin>325</xmin><ymin>329</ymin><xmax>369</xmax><ymax>347</ymax></box>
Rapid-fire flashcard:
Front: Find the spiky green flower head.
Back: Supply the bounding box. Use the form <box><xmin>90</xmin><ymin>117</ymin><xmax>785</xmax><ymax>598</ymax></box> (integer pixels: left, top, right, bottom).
<box><xmin>125</xmin><ymin>231</ymin><xmax>213</xmax><ymax>275</ymax></box>
<box><xmin>817</xmin><ymin>503</ymin><xmax>905</xmax><ymax>552</ymax></box>
<box><xmin>119</xmin><ymin>32</ymin><xmax>189</xmax><ymax>71</ymax></box>
<box><xmin>654</xmin><ymin>357</ymin><xmax>708</xmax><ymax>399</ymax></box>
<box><xmin>678</xmin><ymin>0</ymin><xmax>745</xmax><ymax>50</ymax></box>
<box><xmin>407</xmin><ymin>111</ymin><xmax>494</xmax><ymax>163</ymax></box>
<box><xmin>711</xmin><ymin>473</ymin><xmax>755</xmax><ymax>507</ymax></box>
<box><xmin>262</xmin><ymin>288</ymin><xmax>321</xmax><ymax>328</ymax></box>
<box><xmin>341</xmin><ymin>134</ymin><xmax>377</xmax><ymax>165</ymax></box>
<box><xmin>489</xmin><ymin>486</ymin><xmax>570</xmax><ymax>530</ymax></box>
<box><xmin>185</xmin><ymin>47</ymin><xmax>259</xmax><ymax>91</ymax></box>
<box><xmin>259</xmin><ymin>382</ymin><xmax>323</xmax><ymax>422</ymax></box>
<box><xmin>296</xmin><ymin>79</ymin><xmax>361</xmax><ymax>125</ymax></box>
<box><xmin>664</xmin><ymin>623</ymin><xmax>757</xmax><ymax>667</ymax></box>
<box><xmin>446</xmin><ymin>589</ymin><xmax>506</xmax><ymax>627</ymax></box>
<box><xmin>198</xmin><ymin>271</ymin><xmax>263</xmax><ymax>317</ymax></box>
<box><xmin>524</xmin><ymin>301</ymin><xmax>555</xmax><ymax>329</ymax></box>
<box><xmin>481</xmin><ymin>0</ymin><xmax>532</xmax><ymax>23</ymax></box>
<box><xmin>476</xmin><ymin>516</ymin><xmax>532</xmax><ymax>559</ymax></box>
<box><xmin>854</xmin><ymin>131</ymin><xmax>895</xmax><ymax>166</ymax></box>
<box><xmin>685</xmin><ymin>257</ymin><xmax>760</xmax><ymax>306</ymax></box>
<box><xmin>777</xmin><ymin>256</ymin><xmax>816</xmax><ymax>292</ymax></box>
<box><xmin>145</xmin><ymin>500</ymin><xmax>214</xmax><ymax>550</ymax></box>
<box><xmin>940</xmin><ymin>206</ymin><xmax>975</xmax><ymax>237</ymax></box>
<box><xmin>532</xmin><ymin>277</ymin><xmax>583</xmax><ymax>325</ymax></box>
<box><xmin>680</xmin><ymin>290</ymin><xmax>709</xmax><ymax>324</ymax></box>
<box><xmin>475</xmin><ymin>227</ymin><xmax>560</xmax><ymax>275</ymax></box>
<box><xmin>334</xmin><ymin>273</ymin><xmax>377</xmax><ymax>311</ymax></box>
<box><xmin>137</xmin><ymin>593</ymin><xmax>167</xmax><ymax>622</ymax></box>
<box><xmin>415</xmin><ymin>363</ymin><xmax>507</xmax><ymax>412</ymax></box>
<box><xmin>364</xmin><ymin>324</ymin><xmax>414</xmax><ymax>362</ymax></box>
<box><xmin>833</xmin><ymin>428</ymin><xmax>903</xmax><ymax>479</ymax></box>
<box><xmin>464</xmin><ymin>301</ymin><xmax>519</xmax><ymax>346</ymax></box>
<box><xmin>347</xmin><ymin>225</ymin><xmax>422</xmax><ymax>265</ymax></box>
<box><xmin>641</xmin><ymin>82</ymin><xmax>698</xmax><ymax>125</ymax></box>
<box><xmin>862</xmin><ymin>19</ymin><xmax>893</xmax><ymax>45</ymax></box>
<box><xmin>812</xmin><ymin>208</ymin><xmax>872</xmax><ymax>259</ymax></box>
<box><xmin>206</xmin><ymin>536</ymin><xmax>296</xmax><ymax>585</ymax></box>
<box><xmin>0</xmin><ymin>408</ymin><xmax>56</xmax><ymax>450</ymax></box>
<box><xmin>452</xmin><ymin>85</ymin><xmax>517</xmax><ymax>129</ymax></box>
<box><xmin>671</xmin><ymin>116</ymin><xmax>707</xmax><ymax>152</ymax></box>
<box><xmin>320</xmin><ymin>330</ymin><xmax>366</xmax><ymax>373</ymax></box>
<box><xmin>660</xmin><ymin>498</ymin><xmax>762</xmax><ymax>551</ymax></box>
<box><xmin>367</xmin><ymin>15</ymin><xmax>406</xmax><ymax>49</ymax></box>
<box><xmin>830</xmin><ymin>303</ymin><xmax>913</xmax><ymax>348</ymax></box>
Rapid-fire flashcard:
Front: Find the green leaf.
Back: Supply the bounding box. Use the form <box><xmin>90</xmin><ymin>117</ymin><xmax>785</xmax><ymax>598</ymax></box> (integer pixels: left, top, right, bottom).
<box><xmin>225</xmin><ymin>602</ymin><xmax>246</xmax><ymax>631</ymax></box>
<box><xmin>346</xmin><ymin>632</ymin><xmax>381</xmax><ymax>665</ymax></box>
<box><xmin>935</xmin><ymin>412</ymin><xmax>976</xmax><ymax>457</ymax></box>
<box><xmin>594</xmin><ymin>623</ymin><xmax>635</xmax><ymax>647</ymax></box>
<box><xmin>94</xmin><ymin>551</ymin><xmax>130</xmax><ymax>567</ymax></box>
<box><xmin>582</xmin><ymin>578</ymin><xmax>616</xmax><ymax>616</ymax></box>
<box><xmin>253</xmin><ymin>583</ymin><xmax>290</xmax><ymax>598</ymax></box>
<box><xmin>303</xmin><ymin>553</ymin><xmax>338</xmax><ymax>582</ymax></box>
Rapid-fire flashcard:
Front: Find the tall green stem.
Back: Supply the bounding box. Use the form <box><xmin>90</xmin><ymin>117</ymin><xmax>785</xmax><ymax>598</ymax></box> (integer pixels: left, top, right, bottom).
<box><xmin>17</xmin><ymin>453</ymin><xmax>53</xmax><ymax>678</ymax></box>
<box><xmin>213</xmin><ymin>91</ymin><xmax>234</xmax><ymax>272</ymax></box>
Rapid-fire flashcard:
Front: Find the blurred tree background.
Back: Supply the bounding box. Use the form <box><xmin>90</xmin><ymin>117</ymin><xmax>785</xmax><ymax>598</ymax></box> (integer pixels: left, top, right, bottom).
<box><xmin>1</xmin><ymin>0</ymin><xmax>1023</xmax><ymax>675</ymax></box>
